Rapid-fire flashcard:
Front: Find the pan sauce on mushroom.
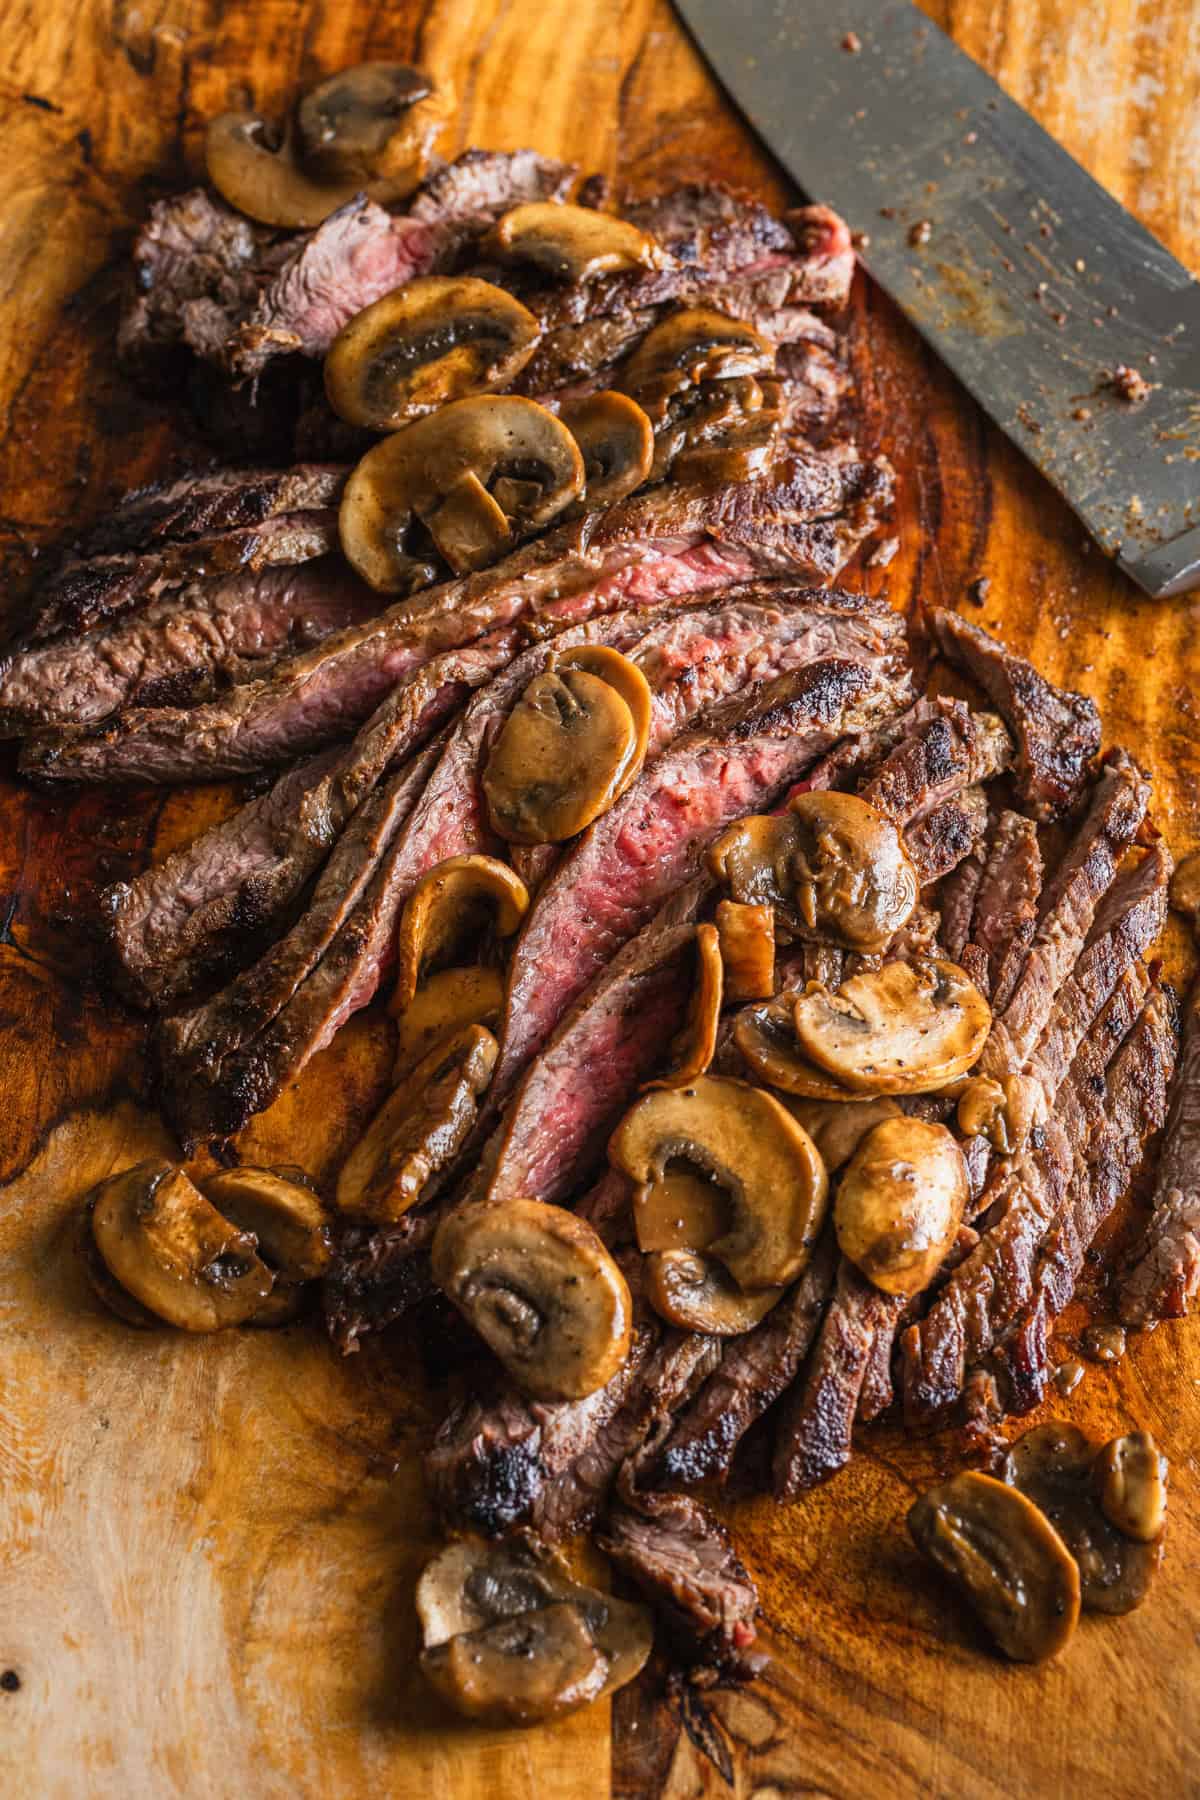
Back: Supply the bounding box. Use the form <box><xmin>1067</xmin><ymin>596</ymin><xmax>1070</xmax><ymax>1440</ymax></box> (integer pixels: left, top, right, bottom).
<box><xmin>646</xmin><ymin>924</ymin><xmax>723</xmax><ymax>1090</ymax></box>
<box><xmin>391</xmin><ymin>964</ymin><xmax>505</xmax><ymax>1078</ymax></box>
<box><xmin>416</xmin><ymin>1536</ymin><xmax>652</xmax><ymax>1725</ymax></box>
<box><xmin>792</xmin><ymin>959</ymin><xmax>991</xmax><ymax>1096</ymax></box>
<box><xmin>834</xmin><ymin>1116</ymin><xmax>967</xmax><ymax>1296</ymax></box>
<box><xmin>432</xmin><ymin>1196</ymin><xmax>633</xmax><ymax>1401</ymax></box>
<box><xmin>393</xmin><ymin>854</ymin><xmax>529</xmax><ymax>1014</ymax></box>
<box><xmin>339</xmin><ymin>395</ymin><xmax>584</xmax><ymax>592</ymax></box>
<box><xmin>203</xmin><ymin>1165</ymin><xmax>333</xmax><ymax>1324</ymax></box>
<box><xmin>908</xmin><ymin>1471</ymin><xmax>1081</xmax><ymax>1663</ymax></box>
<box><xmin>1002</xmin><ymin>1422</ymin><xmax>1165</xmax><ymax>1614</ymax></box>
<box><xmin>483</xmin><ymin>648</ymin><xmax>650</xmax><ymax>843</ymax></box>
<box><xmin>324</xmin><ymin>277</ymin><xmax>541</xmax><ymax>431</ymax></box>
<box><xmin>618</xmin><ymin>308</ymin><xmax>775</xmax><ymax>410</ymax></box>
<box><xmin>483</xmin><ymin>202</ymin><xmax>665</xmax><ymax>283</ymax></box>
<box><xmin>556</xmin><ymin>391</ymin><xmax>654</xmax><ymax>509</ymax></box>
<box><xmin>715</xmin><ymin>899</ymin><xmax>775</xmax><ymax>1002</ymax></box>
<box><xmin>731</xmin><ymin>998</ymin><xmax>863</xmax><ymax>1101</ymax></box>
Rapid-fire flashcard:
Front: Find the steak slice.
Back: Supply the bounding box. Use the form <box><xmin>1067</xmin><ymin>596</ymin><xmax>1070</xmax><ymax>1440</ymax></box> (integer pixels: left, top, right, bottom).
<box><xmin>599</xmin><ymin>1483</ymin><xmax>761</xmax><ymax>1682</ymax></box>
<box><xmin>491</xmin><ymin>655</ymin><xmax>911</xmax><ymax>1114</ymax></box>
<box><xmin>928</xmin><ymin>608</ymin><xmax>1101</xmax><ymax>820</ymax></box>
<box><xmin>904</xmin><ymin>782</ymin><xmax>990</xmax><ymax>885</ymax></box>
<box><xmin>772</xmin><ymin>1261</ymin><xmax>906</xmax><ymax>1496</ymax></box>
<box><xmin>996</xmin><ymin>979</ymin><xmax>1175</xmax><ymax>1414</ymax></box>
<box><xmin>28</xmin><ymin>510</ymin><xmax>342</xmax><ymax>643</ymax></box>
<box><xmin>902</xmin><ymin>845</ymin><xmax>1170</xmax><ymax>1422</ymax></box>
<box><xmin>857</xmin><ymin>698</ymin><xmax>1012</xmax><ymax>825</ymax></box>
<box><xmin>961</xmin><ymin>810</ymin><xmax>1043</xmax><ymax>1008</ymax></box>
<box><xmin>0</xmin><ymin>558</ymin><xmax>374</xmax><ymax>734</ymax></box>
<box><xmin>649</xmin><ymin>1227</ymin><xmax>838</xmax><ymax>1488</ymax></box>
<box><xmin>77</xmin><ymin>463</ymin><xmax>347</xmax><ymax>557</ymax></box>
<box><xmin>1120</xmin><ymin>976</ymin><xmax>1200</xmax><ymax>1326</ymax></box>
<box><xmin>117</xmin><ymin>188</ymin><xmax>286</xmax><ymax>364</ymax></box>
<box><xmin>22</xmin><ymin>454</ymin><xmax>893</xmax><ymax>785</ymax></box>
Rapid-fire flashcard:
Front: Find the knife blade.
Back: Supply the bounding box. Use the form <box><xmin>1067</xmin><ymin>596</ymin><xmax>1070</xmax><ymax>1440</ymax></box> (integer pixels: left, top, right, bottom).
<box><xmin>673</xmin><ymin>0</ymin><xmax>1200</xmax><ymax>597</ymax></box>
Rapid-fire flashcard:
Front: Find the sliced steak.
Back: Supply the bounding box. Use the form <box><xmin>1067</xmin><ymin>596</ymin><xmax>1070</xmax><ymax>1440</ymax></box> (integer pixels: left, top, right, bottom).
<box><xmin>858</xmin><ymin>698</ymin><xmax>1012</xmax><ymax>826</ymax></box>
<box><xmin>322</xmin><ymin>1213</ymin><xmax>437</xmax><ymax>1355</ymax></box>
<box><xmin>118</xmin><ymin>188</ymin><xmax>286</xmax><ymax>364</ymax></box>
<box><xmin>904</xmin><ymin>782</ymin><xmax>990</xmax><ymax>885</ymax></box>
<box><xmin>406</xmin><ymin>147</ymin><xmax>577</xmax><ymax>222</ymax></box>
<box><xmin>77</xmin><ymin>463</ymin><xmax>347</xmax><ymax>556</ymax></box>
<box><xmin>0</xmin><ymin>558</ymin><xmax>373</xmax><ymax>734</ymax></box>
<box><xmin>492</xmin><ymin>655</ymin><xmax>911</xmax><ymax>1113</ymax></box>
<box><xmin>1120</xmin><ymin>976</ymin><xmax>1200</xmax><ymax>1326</ymax></box>
<box><xmin>997</xmin><ymin>979</ymin><xmax>1175</xmax><ymax>1413</ymax></box>
<box><xmin>649</xmin><ymin>1228</ymin><xmax>838</xmax><ymax>1488</ymax></box>
<box><xmin>772</xmin><ymin>1261</ymin><xmax>906</xmax><ymax>1496</ymax></box>
<box><xmin>599</xmin><ymin>1483</ymin><xmax>761</xmax><ymax>1681</ymax></box>
<box><xmin>22</xmin><ymin>454</ymin><xmax>893</xmax><ymax>785</ymax></box>
<box><xmin>28</xmin><ymin>511</ymin><xmax>342</xmax><ymax>643</ymax></box>
<box><xmin>937</xmin><ymin>838</ymin><xmax>988</xmax><ymax>963</ymax></box>
<box><xmin>962</xmin><ymin>810</ymin><xmax>1043</xmax><ymax>1008</ymax></box>
<box><xmin>928</xmin><ymin>607</ymin><xmax>1101</xmax><ymax>820</ymax></box>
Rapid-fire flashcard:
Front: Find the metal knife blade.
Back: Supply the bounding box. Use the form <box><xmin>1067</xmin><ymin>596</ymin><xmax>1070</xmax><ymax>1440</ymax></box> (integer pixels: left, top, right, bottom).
<box><xmin>673</xmin><ymin>0</ymin><xmax>1200</xmax><ymax>597</ymax></box>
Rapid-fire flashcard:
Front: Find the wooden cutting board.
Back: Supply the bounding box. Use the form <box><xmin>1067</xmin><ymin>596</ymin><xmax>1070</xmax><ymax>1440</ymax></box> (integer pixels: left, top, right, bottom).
<box><xmin>1</xmin><ymin>2</ymin><xmax>1197</xmax><ymax>1793</ymax></box>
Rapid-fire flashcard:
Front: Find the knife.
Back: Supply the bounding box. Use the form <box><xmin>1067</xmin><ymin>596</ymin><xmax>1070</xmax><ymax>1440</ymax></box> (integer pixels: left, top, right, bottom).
<box><xmin>672</xmin><ymin>0</ymin><xmax>1200</xmax><ymax>598</ymax></box>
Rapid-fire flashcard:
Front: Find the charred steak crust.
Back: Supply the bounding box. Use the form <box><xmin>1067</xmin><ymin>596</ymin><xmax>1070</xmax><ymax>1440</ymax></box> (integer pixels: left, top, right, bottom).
<box><xmin>1120</xmin><ymin>975</ymin><xmax>1200</xmax><ymax>1326</ymax></box>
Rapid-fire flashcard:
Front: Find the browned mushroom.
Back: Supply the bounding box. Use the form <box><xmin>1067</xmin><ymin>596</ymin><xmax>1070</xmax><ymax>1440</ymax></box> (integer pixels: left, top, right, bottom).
<box><xmin>618</xmin><ymin>309</ymin><xmax>775</xmax><ymax>411</ymax></box>
<box><xmin>646</xmin><ymin>372</ymin><xmax>769</xmax><ymax>481</ymax></box>
<box><xmin>834</xmin><ymin>1117</ymin><xmax>968</xmax><ymax>1296</ymax></box>
<box><xmin>483</xmin><ymin>651</ymin><xmax>649</xmax><ymax>844</ymax></box>
<box><xmin>335</xmin><ymin>1025</ymin><xmax>499</xmax><ymax>1223</ymax></box>
<box><xmin>646</xmin><ymin>924</ymin><xmax>723</xmax><ymax>1090</ymax></box>
<box><xmin>431</xmin><ymin>1196</ymin><xmax>633</xmax><ymax>1400</ymax></box>
<box><xmin>1002</xmin><ymin>1422</ymin><xmax>1164</xmax><ymax>1614</ymax></box>
<box><xmin>632</xmin><ymin>1164</ymin><xmax>727</xmax><ymax>1253</ymax></box>
<box><xmin>390</xmin><ymin>964</ymin><xmax>505</xmax><ymax>1078</ymax></box>
<box><xmin>89</xmin><ymin>1161</ymin><xmax>275</xmax><ymax>1332</ymax></box>
<box><xmin>908</xmin><ymin>1471</ymin><xmax>1081</xmax><ymax>1662</ymax></box>
<box><xmin>483</xmin><ymin>202</ymin><xmax>665</xmax><ymax>283</ymax></box>
<box><xmin>715</xmin><ymin>899</ymin><xmax>775</xmax><ymax>1002</ymax></box>
<box><xmin>557</xmin><ymin>391</ymin><xmax>654</xmax><ymax>508</ymax></box>
<box><xmin>956</xmin><ymin>1071</ymin><xmax>1046</xmax><ymax>1152</ymax></box>
<box><xmin>202</xmin><ymin>1166</ymin><xmax>333</xmax><ymax>1325</ymax></box>
<box><xmin>324</xmin><ymin>278</ymin><xmax>541</xmax><ymax>432</ymax></box>
<box><xmin>554</xmin><ymin>644</ymin><xmax>652</xmax><ymax>781</ymax></box>
<box><xmin>392</xmin><ymin>854</ymin><xmax>529</xmax><ymax>1013</ymax></box>
<box><xmin>339</xmin><ymin>395</ymin><xmax>584</xmax><ymax>592</ymax></box>
<box><xmin>206</xmin><ymin>114</ymin><xmax>368</xmax><ymax>229</ymax></box>
<box><xmin>792</xmin><ymin>960</ymin><xmax>992</xmax><ymax>1096</ymax></box>
<box><xmin>783</xmin><ymin>1095</ymin><xmax>903</xmax><ymax>1172</ymax></box>
<box><xmin>79</xmin><ymin>1206</ymin><xmax>158</xmax><ymax>1329</ymax></box>
<box><xmin>296</xmin><ymin>62</ymin><xmax>447</xmax><ymax>189</ymax></box>
<box><xmin>731</xmin><ymin>999</ymin><xmax>857</xmax><ymax>1100</ymax></box>
<box><xmin>1093</xmin><ymin>1432</ymin><xmax>1168</xmax><ymax>1543</ymax></box>
<box><xmin>610</xmin><ymin>1074</ymin><xmax>828</xmax><ymax>1292</ymax></box>
<box><xmin>643</xmin><ymin>1248</ymin><xmax>783</xmax><ymax>1334</ymax></box>
<box><xmin>416</xmin><ymin>1536</ymin><xmax>652</xmax><ymax>1725</ymax></box>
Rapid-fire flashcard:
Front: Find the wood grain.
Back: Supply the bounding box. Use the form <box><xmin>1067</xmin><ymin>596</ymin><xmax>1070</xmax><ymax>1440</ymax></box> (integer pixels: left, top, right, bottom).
<box><xmin>0</xmin><ymin>2</ymin><xmax>1198</xmax><ymax>1795</ymax></box>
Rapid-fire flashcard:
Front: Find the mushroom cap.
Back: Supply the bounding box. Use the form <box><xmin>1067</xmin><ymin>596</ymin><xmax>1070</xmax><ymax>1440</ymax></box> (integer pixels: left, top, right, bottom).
<box><xmin>483</xmin><ymin>652</ymin><xmax>648</xmax><ymax>844</ymax></box>
<box><xmin>643</xmin><ymin>1248</ymin><xmax>783</xmax><ymax>1334</ymax></box>
<box><xmin>787</xmin><ymin>791</ymin><xmax>920</xmax><ymax>952</ymax></box>
<box><xmin>610</xmin><ymin>1073</ymin><xmax>829</xmax><ymax>1292</ymax></box>
<box><xmin>206</xmin><ymin>114</ymin><xmax>368</xmax><ymax>230</ymax></box>
<box><xmin>336</xmin><ymin>1025</ymin><xmax>499</xmax><ymax>1224</ymax></box>
<box><xmin>296</xmin><ymin>62</ymin><xmax>442</xmax><ymax>186</ymax></box>
<box><xmin>89</xmin><ymin>1160</ymin><xmax>275</xmax><ymax>1332</ymax></box>
<box><xmin>1002</xmin><ymin>1422</ymin><xmax>1163</xmax><ymax>1614</ymax></box>
<box><xmin>646</xmin><ymin>924</ymin><xmax>723</xmax><ymax>1090</ymax></box>
<box><xmin>202</xmin><ymin>1166</ymin><xmax>333</xmax><ymax>1282</ymax></box>
<box><xmin>792</xmin><ymin>959</ymin><xmax>992</xmax><ymax>1096</ymax></box>
<box><xmin>908</xmin><ymin>1470</ymin><xmax>1081</xmax><ymax>1663</ymax></box>
<box><xmin>484</xmin><ymin>202</ymin><xmax>666</xmax><ymax>284</ymax></box>
<box><xmin>422</xmin><ymin>1602</ymin><xmax>610</xmax><ymax>1725</ymax></box>
<box><xmin>1093</xmin><ymin>1431</ymin><xmax>1168</xmax><ymax>1544</ymax></box>
<box><xmin>432</xmin><ymin>1196</ymin><xmax>634</xmax><ymax>1401</ymax></box>
<box><xmin>714</xmin><ymin>899</ymin><xmax>775</xmax><ymax>1002</ymax></box>
<box><xmin>393</xmin><ymin>853</ymin><xmax>530</xmax><ymax>1013</ymax></box>
<box><xmin>731</xmin><ymin>999</ymin><xmax>859</xmax><ymax>1100</ymax></box>
<box><xmin>339</xmin><ymin>395</ymin><xmax>584</xmax><ymax>593</ymax></box>
<box><xmin>633</xmin><ymin>1164</ymin><xmax>727</xmax><ymax>1253</ymax></box>
<box><xmin>783</xmin><ymin>1094</ymin><xmax>904</xmax><ymax>1173</ymax></box>
<box><xmin>834</xmin><ymin>1116</ymin><xmax>968</xmax><ymax>1296</ymax></box>
<box><xmin>557</xmin><ymin>391</ymin><xmax>654</xmax><ymax>509</ymax></box>
<box><xmin>709</xmin><ymin>814</ymin><xmax>800</xmax><ymax>908</ymax></box>
<box><xmin>79</xmin><ymin>1207</ymin><xmax>159</xmax><ymax>1329</ymax></box>
<box><xmin>618</xmin><ymin>308</ymin><xmax>775</xmax><ymax>405</ymax></box>
<box><xmin>324</xmin><ymin>276</ymin><xmax>541</xmax><ymax>432</ymax></box>
<box><xmin>390</xmin><ymin>963</ymin><xmax>505</xmax><ymax>1077</ymax></box>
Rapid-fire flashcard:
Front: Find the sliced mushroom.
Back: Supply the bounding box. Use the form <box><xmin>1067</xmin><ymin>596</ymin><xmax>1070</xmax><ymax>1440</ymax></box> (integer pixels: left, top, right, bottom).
<box><xmin>206</xmin><ymin>114</ymin><xmax>372</xmax><ymax>229</ymax></box>
<box><xmin>483</xmin><ymin>654</ymin><xmax>646</xmax><ymax>843</ymax></box>
<box><xmin>325</xmin><ymin>277</ymin><xmax>541</xmax><ymax>433</ymax></box>
<box><xmin>554</xmin><ymin>645</ymin><xmax>652</xmax><ymax>780</ymax></box>
<box><xmin>956</xmin><ymin>1071</ymin><xmax>1047</xmax><ymax>1153</ymax></box>
<box><xmin>792</xmin><ymin>960</ymin><xmax>991</xmax><ymax>1097</ymax></box>
<box><xmin>79</xmin><ymin>1207</ymin><xmax>158</xmax><ymax>1329</ymax></box>
<box><xmin>202</xmin><ymin>1166</ymin><xmax>333</xmax><ymax>1324</ymax></box>
<box><xmin>393</xmin><ymin>854</ymin><xmax>529</xmax><ymax>1013</ymax></box>
<box><xmin>784</xmin><ymin>1094</ymin><xmax>904</xmax><ymax>1173</ymax></box>
<box><xmin>646</xmin><ymin>372</ymin><xmax>768</xmax><ymax>480</ymax></box>
<box><xmin>1002</xmin><ymin>1422</ymin><xmax>1162</xmax><ymax>1614</ymax></box>
<box><xmin>715</xmin><ymin>900</ymin><xmax>775</xmax><ymax>1002</ymax></box>
<box><xmin>908</xmin><ymin>1471</ymin><xmax>1081</xmax><ymax>1663</ymax></box>
<box><xmin>643</xmin><ymin>1248</ymin><xmax>783</xmax><ymax>1334</ymax></box>
<box><xmin>416</xmin><ymin>1536</ymin><xmax>652</xmax><ymax>1725</ymax></box>
<box><xmin>835</xmin><ymin>1117</ymin><xmax>967</xmax><ymax>1296</ymax></box>
<box><xmin>610</xmin><ymin>1074</ymin><xmax>829</xmax><ymax>1292</ymax></box>
<box><xmin>1093</xmin><ymin>1432</ymin><xmax>1168</xmax><ymax>1543</ymax></box>
<box><xmin>732</xmin><ymin>999</ymin><xmax>858</xmax><ymax>1100</ymax></box>
<box><xmin>423</xmin><ymin>1603</ymin><xmax>608</xmax><ymax>1725</ymax></box>
<box><xmin>336</xmin><ymin>1025</ymin><xmax>499</xmax><ymax>1223</ymax></box>
<box><xmin>391</xmin><ymin>964</ymin><xmax>504</xmax><ymax>1077</ymax></box>
<box><xmin>339</xmin><ymin>395</ymin><xmax>583</xmax><ymax>591</ymax></box>
<box><xmin>619</xmin><ymin>309</ymin><xmax>775</xmax><ymax>410</ymax></box>
<box><xmin>709</xmin><ymin>814</ymin><xmax>800</xmax><ymax>908</ymax></box>
<box><xmin>633</xmin><ymin>1164</ymin><xmax>727</xmax><ymax>1253</ymax></box>
<box><xmin>484</xmin><ymin>202</ymin><xmax>665</xmax><ymax>283</ymax></box>
<box><xmin>646</xmin><ymin>924</ymin><xmax>723</xmax><ymax>1090</ymax></box>
<box><xmin>297</xmin><ymin>62</ymin><xmax>445</xmax><ymax>189</ymax></box>
<box><xmin>89</xmin><ymin>1161</ymin><xmax>274</xmax><ymax>1332</ymax></box>
<box><xmin>432</xmin><ymin>1196</ymin><xmax>633</xmax><ymax>1400</ymax></box>
<box><xmin>557</xmin><ymin>391</ymin><xmax>654</xmax><ymax>508</ymax></box>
